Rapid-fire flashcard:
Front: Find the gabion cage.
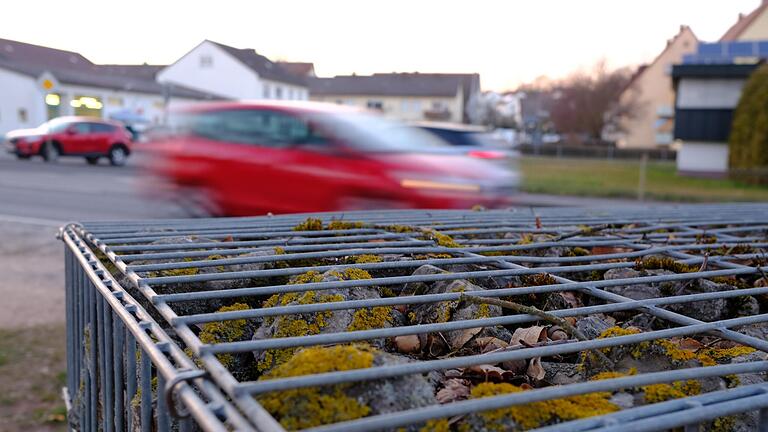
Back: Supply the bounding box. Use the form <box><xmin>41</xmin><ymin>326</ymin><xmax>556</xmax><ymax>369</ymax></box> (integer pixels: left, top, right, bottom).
<box><xmin>61</xmin><ymin>204</ymin><xmax>768</xmax><ymax>432</ymax></box>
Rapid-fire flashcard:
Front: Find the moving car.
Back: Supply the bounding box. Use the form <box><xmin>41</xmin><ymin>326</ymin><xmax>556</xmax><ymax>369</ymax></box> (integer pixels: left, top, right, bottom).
<box><xmin>141</xmin><ymin>101</ymin><xmax>519</xmax><ymax>216</ymax></box>
<box><xmin>411</xmin><ymin>121</ymin><xmax>517</xmax><ymax>160</ymax></box>
<box><xmin>4</xmin><ymin>117</ymin><xmax>133</xmax><ymax>166</ymax></box>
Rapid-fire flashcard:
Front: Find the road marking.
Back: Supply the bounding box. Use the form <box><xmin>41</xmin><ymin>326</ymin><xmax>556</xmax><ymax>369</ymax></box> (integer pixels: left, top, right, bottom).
<box><xmin>0</xmin><ymin>213</ymin><xmax>65</xmax><ymax>227</ymax></box>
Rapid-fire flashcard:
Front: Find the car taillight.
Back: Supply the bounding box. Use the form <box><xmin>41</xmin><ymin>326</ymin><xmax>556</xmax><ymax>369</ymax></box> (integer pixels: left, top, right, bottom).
<box><xmin>467</xmin><ymin>150</ymin><xmax>505</xmax><ymax>159</ymax></box>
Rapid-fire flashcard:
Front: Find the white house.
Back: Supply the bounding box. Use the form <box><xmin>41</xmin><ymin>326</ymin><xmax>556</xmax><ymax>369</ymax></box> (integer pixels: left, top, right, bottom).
<box><xmin>157</xmin><ymin>40</ymin><xmax>308</xmax><ymax>101</ymax></box>
<box><xmin>0</xmin><ymin>38</ymin><xmax>216</xmax><ymax>136</ymax></box>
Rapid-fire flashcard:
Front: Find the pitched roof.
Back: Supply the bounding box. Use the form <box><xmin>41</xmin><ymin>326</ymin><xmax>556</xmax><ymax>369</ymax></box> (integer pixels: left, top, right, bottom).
<box><xmin>277</xmin><ymin>61</ymin><xmax>315</xmax><ymax>77</ymax></box>
<box><xmin>720</xmin><ymin>1</ymin><xmax>768</xmax><ymax>41</ymax></box>
<box><xmin>209</xmin><ymin>41</ymin><xmax>306</xmax><ymax>86</ymax></box>
<box><xmin>0</xmin><ymin>38</ymin><xmax>218</xmax><ymax>99</ymax></box>
<box><xmin>308</xmin><ymin>73</ymin><xmax>478</xmax><ymax>97</ymax></box>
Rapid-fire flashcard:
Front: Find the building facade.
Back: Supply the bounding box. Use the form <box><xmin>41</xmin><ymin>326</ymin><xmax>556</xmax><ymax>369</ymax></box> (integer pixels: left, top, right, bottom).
<box><xmin>616</xmin><ymin>26</ymin><xmax>698</xmax><ymax>149</ymax></box>
<box><xmin>309</xmin><ymin>73</ymin><xmax>481</xmax><ymax>124</ymax></box>
<box><xmin>157</xmin><ymin>40</ymin><xmax>308</xmax><ymax>101</ymax></box>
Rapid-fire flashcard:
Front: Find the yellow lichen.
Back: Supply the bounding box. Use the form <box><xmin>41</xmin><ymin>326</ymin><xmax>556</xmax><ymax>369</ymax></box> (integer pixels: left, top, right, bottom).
<box><xmin>419</xmin><ymin>419</ymin><xmax>451</xmax><ymax>432</ymax></box>
<box><xmin>352</xmin><ymin>254</ymin><xmax>382</xmax><ymax>264</ymax></box>
<box><xmin>517</xmin><ymin>234</ymin><xmax>534</xmax><ymax>245</ymax></box>
<box><xmin>150</xmin><ymin>257</ymin><xmax>199</xmax><ymax>277</ymax></box>
<box><xmin>327</xmin><ymin>220</ymin><xmax>366</xmax><ymax>230</ymax></box>
<box><xmin>711</xmin><ymin>416</ymin><xmax>736</xmax><ymax>432</ymax></box>
<box><xmin>339</xmin><ymin>268</ymin><xmax>373</xmax><ymax>280</ymax></box>
<box><xmin>696</xmin><ymin>346</ymin><xmax>756</xmax><ymax>366</ymax></box>
<box><xmin>380</xmin><ymin>224</ymin><xmax>416</xmax><ymax>233</ymax></box>
<box><xmin>476</xmin><ymin>303</ymin><xmax>492</xmax><ymax>318</ymax></box>
<box><xmin>197</xmin><ymin>303</ymin><xmax>250</xmax><ymax>368</ymax></box>
<box><xmin>634</xmin><ymin>256</ymin><xmax>697</xmax><ymax>273</ymax></box>
<box><xmin>293</xmin><ymin>218</ymin><xmax>324</xmax><ymax>231</ymax></box>
<box><xmin>274</xmin><ymin>247</ymin><xmax>286</xmax><ymax>255</ymax></box>
<box><xmin>288</xmin><ymin>270</ymin><xmax>325</xmax><ymax>285</ymax></box>
<box><xmin>347</xmin><ymin>307</ymin><xmax>393</xmax><ymax>331</ymax></box>
<box><xmin>642</xmin><ymin>380</ymin><xmax>701</xmax><ymax>403</ymax></box>
<box><xmin>466</xmin><ymin>382</ymin><xmax>618</xmax><ymax>431</ymax></box>
<box><xmin>258</xmin><ymin>345</ymin><xmax>374</xmax><ymax>430</ymax></box>
<box><xmin>413</xmin><ymin>253</ymin><xmax>453</xmax><ymax>259</ymax></box>
<box><xmin>589</xmin><ymin>368</ymin><xmax>637</xmax><ymax>381</ymax></box>
<box><xmin>422</xmin><ymin>229</ymin><xmax>461</xmax><ymax>248</ymax></box>
<box><xmin>259</xmin><ymin>290</ymin><xmax>344</xmax><ymax>371</ymax></box>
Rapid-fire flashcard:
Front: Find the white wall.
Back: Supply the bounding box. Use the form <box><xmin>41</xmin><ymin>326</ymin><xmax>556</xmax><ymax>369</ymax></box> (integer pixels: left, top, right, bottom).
<box><xmin>677</xmin><ymin>79</ymin><xmax>745</xmax><ymax>109</ymax></box>
<box><xmin>261</xmin><ymin>79</ymin><xmax>308</xmax><ymax>100</ymax></box>
<box><xmin>157</xmin><ymin>41</ymin><xmax>261</xmax><ymax>99</ymax></box>
<box><xmin>677</xmin><ymin>141</ymin><xmax>729</xmax><ymax>175</ymax></box>
<box><xmin>0</xmin><ymin>68</ymin><xmax>47</xmax><ymax>135</ymax></box>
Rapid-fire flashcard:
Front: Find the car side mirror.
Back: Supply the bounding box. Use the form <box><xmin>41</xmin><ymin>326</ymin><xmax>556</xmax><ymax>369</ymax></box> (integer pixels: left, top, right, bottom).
<box><xmin>66</xmin><ymin>126</ymin><xmax>77</xmax><ymax>135</ymax></box>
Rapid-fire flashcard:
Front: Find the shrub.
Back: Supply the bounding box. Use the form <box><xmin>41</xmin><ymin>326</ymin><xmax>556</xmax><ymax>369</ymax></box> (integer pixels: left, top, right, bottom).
<box><xmin>729</xmin><ymin>64</ymin><xmax>768</xmax><ymax>184</ymax></box>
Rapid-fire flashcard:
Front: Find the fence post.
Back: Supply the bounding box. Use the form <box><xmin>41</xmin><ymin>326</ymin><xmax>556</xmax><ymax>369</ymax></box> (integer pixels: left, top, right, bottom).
<box><xmin>638</xmin><ymin>152</ymin><xmax>648</xmax><ymax>201</ymax></box>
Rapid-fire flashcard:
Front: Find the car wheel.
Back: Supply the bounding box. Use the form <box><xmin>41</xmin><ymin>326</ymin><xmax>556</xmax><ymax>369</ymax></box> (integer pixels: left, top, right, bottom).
<box><xmin>42</xmin><ymin>142</ymin><xmax>59</xmax><ymax>162</ymax></box>
<box><xmin>85</xmin><ymin>156</ymin><xmax>100</xmax><ymax>165</ymax></box>
<box><xmin>16</xmin><ymin>154</ymin><xmax>30</xmax><ymax>160</ymax></box>
<box><xmin>108</xmin><ymin>146</ymin><xmax>127</xmax><ymax>166</ymax></box>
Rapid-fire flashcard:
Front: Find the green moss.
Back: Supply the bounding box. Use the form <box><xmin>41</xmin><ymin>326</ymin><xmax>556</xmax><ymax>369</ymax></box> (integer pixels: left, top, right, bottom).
<box><xmin>379</xmin><ymin>224</ymin><xmax>416</xmax><ymax>233</ymax></box>
<box><xmin>257</xmin><ymin>345</ymin><xmax>374</xmax><ymax>430</ymax></box>
<box><xmin>463</xmin><ymin>382</ymin><xmax>618</xmax><ymax>431</ymax></box>
<box><xmin>476</xmin><ymin>303</ymin><xmax>492</xmax><ymax>318</ymax></box>
<box><xmin>565</xmin><ymin>247</ymin><xmax>591</xmax><ymax>257</ymax></box>
<box><xmin>351</xmin><ymin>254</ymin><xmax>382</xmax><ymax>264</ymax></box>
<box><xmin>634</xmin><ymin>256</ymin><xmax>697</xmax><ymax>273</ymax></box>
<box><xmin>521</xmin><ymin>273</ymin><xmax>557</xmax><ymax>286</ymax></box>
<box><xmin>711</xmin><ymin>416</ymin><xmax>737</xmax><ymax>432</ymax></box>
<box><xmin>422</xmin><ymin>229</ymin><xmax>461</xmax><ymax>248</ymax></box>
<box><xmin>293</xmin><ymin>218</ymin><xmax>324</xmax><ymax>231</ymax></box>
<box><xmin>327</xmin><ymin>220</ymin><xmax>365</xmax><ymax>230</ymax></box>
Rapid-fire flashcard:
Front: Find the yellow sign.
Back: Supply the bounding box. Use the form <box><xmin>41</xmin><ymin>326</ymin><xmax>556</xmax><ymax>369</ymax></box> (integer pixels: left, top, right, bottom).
<box><xmin>42</xmin><ymin>79</ymin><xmax>54</xmax><ymax>90</ymax></box>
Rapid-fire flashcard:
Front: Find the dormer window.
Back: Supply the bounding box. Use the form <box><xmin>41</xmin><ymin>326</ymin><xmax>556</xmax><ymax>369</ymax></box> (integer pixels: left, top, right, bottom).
<box><xmin>200</xmin><ymin>54</ymin><xmax>213</xmax><ymax>68</ymax></box>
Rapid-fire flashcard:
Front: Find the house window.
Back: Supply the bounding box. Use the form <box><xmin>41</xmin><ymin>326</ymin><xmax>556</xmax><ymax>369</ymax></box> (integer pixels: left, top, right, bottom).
<box><xmin>367</xmin><ymin>100</ymin><xmax>383</xmax><ymax>110</ymax></box>
<box><xmin>200</xmin><ymin>54</ymin><xmax>213</xmax><ymax>68</ymax></box>
<box><xmin>432</xmin><ymin>101</ymin><xmax>447</xmax><ymax>110</ymax></box>
<box><xmin>263</xmin><ymin>84</ymin><xmax>271</xmax><ymax>99</ymax></box>
<box><xmin>287</xmin><ymin>88</ymin><xmax>293</xmax><ymax>99</ymax></box>
<box><xmin>18</xmin><ymin>108</ymin><xmax>28</xmax><ymax>123</ymax></box>
<box><xmin>275</xmin><ymin>87</ymin><xmax>283</xmax><ymax>99</ymax></box>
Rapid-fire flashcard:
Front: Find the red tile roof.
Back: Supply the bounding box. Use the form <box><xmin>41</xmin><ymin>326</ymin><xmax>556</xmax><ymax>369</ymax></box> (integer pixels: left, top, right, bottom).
<box><xmin>720</xmin><ymin>1</ymin><xmax>768</xmax><ymax>41</ymax></box>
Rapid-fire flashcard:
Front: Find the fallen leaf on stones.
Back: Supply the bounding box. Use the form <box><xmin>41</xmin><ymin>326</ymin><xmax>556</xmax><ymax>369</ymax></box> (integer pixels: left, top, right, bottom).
<box><xmin>535</xmin><ymin>217</ymin><xmax>542</xmax><ymax>230</ymax></box>
<box><xmin>591</xmin><ymin>246</ymin><xmax>632</xmax><ymax>255</ymax></box>
<box><xmin>557</xmin><ymin>291</ymin><xmax>582</xmax><ymax>308</ymax></box>
<box><xmin>527</xmin><ymin>357</ymin><xmax>546</xmax><ymax>381</ymax></box>
<box><xmin>436</xmin><ymin>378</ymin><xmax>471</xmax><ymax>404</ymax></box>
<box><xmin>520</xmin><ymin>383</ymin><xmax>534</xmax><ymax>390</ymax></box>
<box><xmin>451</xmin><ymin>327</ymin><xmax>483</xmax><ymax>350</ymax></box>
<box><xmin>222</xmin><ymin>235</ymin><xmax>234</xmax><ymax>242</ymax></box>
<box><xmin>394</xmin><ymin>335</ymin><xmax>421</xmax><ymax>354</ymax></box>
<box><xmin>678</xmin><ymin>338</ymin><xmax>705</xmax><ymax>350</ymax></box>
<box><xmin>511</xmin><ymin>326</ymin><xmax>547</xmax><ymax>346</ymax></box>
<box><xmin>476</xmin><ymin>337</ymin><xmax>509</xmax><ymax>353</ymax></box>
<box><xmin>501</xmin><ymin>358</ymin><xmax>528</xmax><ymax>374</ymax></box>
<box><xmin>466</xmin><ymin>364</ymin><xmax>515</xmax><ymax>380</ymax></box>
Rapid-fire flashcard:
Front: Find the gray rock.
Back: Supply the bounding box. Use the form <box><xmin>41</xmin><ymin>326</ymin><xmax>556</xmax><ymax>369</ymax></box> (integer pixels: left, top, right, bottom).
<box><xmin>610</xmin><ymin>392</ymin><xmax>635</xmax><ymax>410</ymax></box>
<box><xmin>576</xmin><ymin>315</ymin><xmax>613</xmax><ymax>340</ymax></box>
<box><xmin>542</xmin><ymin>362</ymin><xmax>582</xmax><ymax>385</ymax></box>
<box><xmin>603</xmin><ymin>267</ymin><xmax>661</xmax><ymax>300</ymax></box>
<box><xmin>664</xmin><ymin>279</ymin><xmax>736</xmax><ymax>321</ymax></box>
<box><xmin>625</xmin><ymin>313</ymin><xmax>656</xmax><ymax>332</ymax></box>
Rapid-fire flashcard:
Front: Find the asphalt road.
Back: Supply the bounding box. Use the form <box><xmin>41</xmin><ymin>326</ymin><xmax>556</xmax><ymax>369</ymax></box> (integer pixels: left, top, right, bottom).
<box><xmin>0</xmin><ymin>152</ymin><xmax>650</xmax><ymax>226</ymax></box>
<box><xmin>0</xmin><ymin>153</ymin><xmax>186</xmax><ymax>225</ymax></box>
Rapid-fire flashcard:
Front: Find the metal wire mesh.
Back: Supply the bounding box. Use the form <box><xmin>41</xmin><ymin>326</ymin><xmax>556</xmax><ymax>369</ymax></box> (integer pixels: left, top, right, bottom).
<box><xmin>64</xmin><ymin>203</ymin><xmax>768</xmax><ymax>431</ymax></box>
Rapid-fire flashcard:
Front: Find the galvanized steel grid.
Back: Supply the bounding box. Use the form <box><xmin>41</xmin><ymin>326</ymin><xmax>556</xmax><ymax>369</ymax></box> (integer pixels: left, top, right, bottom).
<box><xmin>63</xmin><ymin>203</ymin><xmax>768</xmax><ymax>431</ymax></box>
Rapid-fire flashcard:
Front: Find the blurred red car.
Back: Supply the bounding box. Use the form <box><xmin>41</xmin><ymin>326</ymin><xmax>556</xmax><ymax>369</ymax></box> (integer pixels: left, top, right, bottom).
<box><xmin>5</xmin><ymin>117</ymin><xmax>133</xmax><ymax>166</ymax></box>
<box><xmin>140</xmin><ymin>101</ymin><xmax>519</xmax><ymax>216</ymax></box>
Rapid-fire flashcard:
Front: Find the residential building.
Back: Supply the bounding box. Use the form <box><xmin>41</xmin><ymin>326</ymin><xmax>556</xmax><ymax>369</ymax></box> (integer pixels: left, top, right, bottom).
<box><xmin>309</xmin><ymin>73</ymin><xmax>481</xmax><ymax>124</ymax></box>
<box><xmin>616</xmin><ymin>26</ymin><xmax>698</xmax><ymax>149</ymax></box>
<box><xmin>720</xmin><ymin>0</ymin><xmax>768</xmax><ymax>42</ymax></box>
<box><xmin>0</xmin><ymin>38</ymin><xmax>215</xmax><ymax>136</ymax></box>
<box><xmin>157</xmin><ymin>40</ymin><xmax>308</xmax><ymax>101</ymax></box>
<box><xmin>277</xmin><ymin>62</ymin><xmax>316</xmax><ymax>78</ymax></box>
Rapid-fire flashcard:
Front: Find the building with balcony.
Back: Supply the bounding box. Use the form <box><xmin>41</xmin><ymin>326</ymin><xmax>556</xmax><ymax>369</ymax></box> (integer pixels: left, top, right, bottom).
<box><xmin>308</xmin><ymin>73</ymin><xmax>481</xmax><ymax>124</ymax></box>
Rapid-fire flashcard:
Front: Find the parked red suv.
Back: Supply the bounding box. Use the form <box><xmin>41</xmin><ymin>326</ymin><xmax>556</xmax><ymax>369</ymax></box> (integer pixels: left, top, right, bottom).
<box><xmin>5</xmin><ymin>117</ymin><xmax>133</xmax><ymax>166</ymax></box>
<box><xmin>141</xmin><ymin>101</ymin><xmax>519</xmax><ymax>216</ymax></box>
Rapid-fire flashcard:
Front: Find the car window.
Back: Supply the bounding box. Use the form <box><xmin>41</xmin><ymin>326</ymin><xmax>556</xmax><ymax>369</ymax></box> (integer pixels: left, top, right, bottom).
<box><xmin>73</xmin><ymin>123</ymin><xmax>90</xmax><ymax>134</ymax></box>
<box><xmin>89</xmin><ymin>123</ymin><xmax>115</xmax><ymax>133</ymax></box>
<box><xmin>178</xmin><ymin>109</ymin><xmax>314</xmax><ymax>148</ymax></box>
<box><xmin>46</xmin><ymin>121</ymin><xmax>69</xmax><ymax>133</ymax></box>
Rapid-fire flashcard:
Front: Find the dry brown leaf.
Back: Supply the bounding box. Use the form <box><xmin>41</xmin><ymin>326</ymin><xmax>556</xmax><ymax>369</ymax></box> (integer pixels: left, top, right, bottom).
<box><xmin>394</xmin><ymin>305</ymin><xmax>408</xmax><ymax>314</ymax></box>
<box><xmin>501</xmin><ymin>358</ymin><xmax>528</xmax><ymax>374</ymax></box>
<box><xmin>436</xmin><ymin>378</ymin><xmax>470</xmax><ymax>404</ymax></box>
<box><xmin>558</xmin><ymin>292</ymin><xmax>582</xmax><ymax>308</ymax></box>
<box><xmin>451</xmin><ymin>327</ymin><xmax>483</xmax><ymax>350</ymax></box>
<box><xmin>535</xmin><ymin>217</ymin><xmax>542</xmax><ymax>230</ymax></box>
<box><xmin>527</xmin><ymin>357</ymin><xmax>546</xmax><ymax>381</ymax></box>
<box><xmin>678</xmin><ymin>337</ymin><xmax>705</xmax><ymax>350</ymax></box>
<box><xmin>511</xmin><ymin>326</ymin><xmax>548</xmax><ymax>346</ymax></box>
<box><xmin>475</xmin><ymin>337</ymin><xmax>509</xmax><ymax>353</ymax></box>
<box><xmin>394</xmin><ymin>335</ymin><xmax>421</xmax><ymax>354</ymax></box>
<box><xmin>591</xmin><ymin>246</ymin><xmax>632</xmax><ymax>255</ymax></box>
<box><xmin>465</xmin><ymin>364</ymin><xmax>516</xmax><ymax>380</ymax></box>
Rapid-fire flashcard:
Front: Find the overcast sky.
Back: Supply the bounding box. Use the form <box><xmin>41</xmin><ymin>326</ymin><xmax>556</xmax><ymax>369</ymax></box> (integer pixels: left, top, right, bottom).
<box><xmin>1</xmin><ymin>0</ymin><xmax>761</xmax><ymax>91</ymax></box>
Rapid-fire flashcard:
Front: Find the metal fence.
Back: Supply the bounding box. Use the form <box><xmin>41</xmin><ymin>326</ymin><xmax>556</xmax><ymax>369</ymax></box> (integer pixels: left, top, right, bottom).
<box><xmin>61</xmin><ymin>204</ymin><xmax>768</xmax><ymax>431</ymax></box>
<box><xmin>518</xmin><ymin>144</ymin><xmax>676</xmax><ymax>161</ymax></box>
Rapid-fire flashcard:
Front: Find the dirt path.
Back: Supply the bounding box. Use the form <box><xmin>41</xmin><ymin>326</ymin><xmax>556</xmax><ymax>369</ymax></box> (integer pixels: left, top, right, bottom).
<box><xmin>0</xmin><ymin>221</ymin><xmax>67</xmax><ymax>431</ymax></box>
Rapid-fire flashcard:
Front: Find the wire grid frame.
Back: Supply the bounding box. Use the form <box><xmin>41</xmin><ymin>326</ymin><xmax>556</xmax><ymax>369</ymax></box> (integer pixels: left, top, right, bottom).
<box><xmin>73</xmin><ymin>203</ymin><xmax>768</xmax><ymax>432</ymax></box>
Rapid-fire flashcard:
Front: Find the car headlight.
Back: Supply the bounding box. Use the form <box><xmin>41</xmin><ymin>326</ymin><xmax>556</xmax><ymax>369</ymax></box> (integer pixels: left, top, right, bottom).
<box><xmin>21</xmin><ymin>136</ymin><xmax>43</xmax><ymax>143</ymax></box>
<box><xmin>399</xmin><ymin>178</ymin><xmax>481</xmax><ymax>192</ymax></box>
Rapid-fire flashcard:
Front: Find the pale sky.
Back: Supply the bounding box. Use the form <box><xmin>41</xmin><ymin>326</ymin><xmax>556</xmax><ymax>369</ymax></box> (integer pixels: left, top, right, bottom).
<box><xmin>1</xmin><ymin>0</ymin><xmax>761</xmax><ymax>91</ymax></box>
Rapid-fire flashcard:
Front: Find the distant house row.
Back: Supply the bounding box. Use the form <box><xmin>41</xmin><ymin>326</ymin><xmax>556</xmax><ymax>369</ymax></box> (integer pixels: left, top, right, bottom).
<box><xmin>616</xmin><ymin>0</ymin><xmax>768</xmax><ymax>177</ymax></box>
<box><xmin>0</xmin><ymin>38</ymin><xmax>481</xmax><ymax>135</ymax></box>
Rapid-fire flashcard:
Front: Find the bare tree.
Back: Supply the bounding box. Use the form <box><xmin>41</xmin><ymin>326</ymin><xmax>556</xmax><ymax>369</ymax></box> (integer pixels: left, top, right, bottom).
<box><xmin>549</xmin><ymin>61</ymin><xmax>639</xmax><ymax>144</ymax></box>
